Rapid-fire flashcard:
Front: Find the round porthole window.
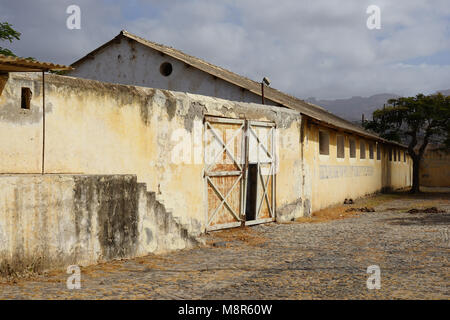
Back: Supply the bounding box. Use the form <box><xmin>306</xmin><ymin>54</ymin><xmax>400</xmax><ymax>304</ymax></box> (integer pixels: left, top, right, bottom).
<box><xmin>160</xmin><ymin>62</ymin><xmax>173</xmax><ymax>77</ymax></box>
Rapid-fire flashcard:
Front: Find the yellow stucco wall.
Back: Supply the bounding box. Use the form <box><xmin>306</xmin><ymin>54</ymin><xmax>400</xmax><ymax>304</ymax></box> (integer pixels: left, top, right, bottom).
<box><xmin>0</xmin><ymin>73</ymin><xmax>303</xmax><ymax>232</ymax></box>
<box><xmin>420</xmin><ymin>150</ymin><xmax>450</xmax><ymax>187</ymax></box>
<box><xmin>0</xmin><ymin>72</ymin><xmax>415</xmax><ymax>228</ymax></box>
<box><xmin>0</xmin><ymin>73</ymin><xmax>419</xmax><ymax>273</ymax></box>
<box><xmin>0</xmin><ymin>74</ymin><xmax>42</xmax><ymax>173</ymax></box>
<box><xmin>302</xmin><ymin>119</ymin><xmax>412</xmax><ymax>212</ymax></box>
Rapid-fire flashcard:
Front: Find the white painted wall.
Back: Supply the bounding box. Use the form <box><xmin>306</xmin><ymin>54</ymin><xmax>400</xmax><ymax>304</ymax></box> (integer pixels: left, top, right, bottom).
<box><xmin>68</xmin><ymin>37</ymin><xmax>279</xmax><ymax>106</ymax></box>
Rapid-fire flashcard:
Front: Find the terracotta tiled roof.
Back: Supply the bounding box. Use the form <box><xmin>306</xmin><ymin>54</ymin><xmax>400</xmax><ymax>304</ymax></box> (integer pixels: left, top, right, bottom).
<box><xmin>0</xmin><ymin>54</ymin><xmax>73</xmax><ymax>72</ymax></box>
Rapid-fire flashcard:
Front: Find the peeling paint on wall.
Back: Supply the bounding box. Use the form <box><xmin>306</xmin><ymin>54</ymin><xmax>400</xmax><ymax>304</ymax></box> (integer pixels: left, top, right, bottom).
<box><xmin>319</xmin><ymin>165</ymin><xmax>374</xmax><ymax>179</ymax></box>
<box><xmin>0</xmin><ymin>174</ymin><xmax>198</xmax><ymax>276</ymax></box>
<box><xmin>277</xmin><ymin>198</ymin><xmax>303</xmax><ymax>222</ymax></box>
<box><xmin>0</xmin><ymin>72</ymin><xmax>303</xmax><ymax>238</ymax></box>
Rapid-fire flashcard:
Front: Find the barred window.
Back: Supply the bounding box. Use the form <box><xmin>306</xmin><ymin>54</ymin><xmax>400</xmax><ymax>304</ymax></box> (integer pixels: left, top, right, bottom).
<box><xmin>349</xmin><ymin>139</ymin><xmax>356</xmax><ymax>158</ymax></box>
<box><xmin>337</xmin><ymin>135</ymin><xmax>345</xmax><ymax>158</ymax></box>
<box><xmin>360</xmin><ymin>140</ymin><xmax>366</xmax><ymax>159</ymax></box>
<box><xmin>319</xmin><ymin>131</ymin><xmax>330</xmax><ymax>155</ymax></box>
<box><xmin>369</xmin><ymin>143</ymin><xmax>374</xmax><ymax>159</ymax></box>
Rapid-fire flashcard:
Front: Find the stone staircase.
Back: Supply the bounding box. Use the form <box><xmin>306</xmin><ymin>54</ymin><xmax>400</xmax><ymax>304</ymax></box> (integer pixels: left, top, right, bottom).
<box><xmin>136</xmin><ymin>183</ymin><xmax>203</xmax><ymax>255</ymax></box>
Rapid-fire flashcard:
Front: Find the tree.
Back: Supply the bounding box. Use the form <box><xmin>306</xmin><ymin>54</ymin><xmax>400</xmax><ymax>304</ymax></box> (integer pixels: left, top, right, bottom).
<box><xmin>0</xmin><ymin>22</ymin><xmax>21</xmax><ymax>57</ymax></box>
<box><xmin>364</xmin><ymin>93</ymin><xmax>450</xmax><ymax>193</ymax></box>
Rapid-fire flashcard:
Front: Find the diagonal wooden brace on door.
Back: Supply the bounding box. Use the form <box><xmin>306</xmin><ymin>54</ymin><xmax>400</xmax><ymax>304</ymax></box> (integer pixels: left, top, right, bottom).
<box><xmin>256</xmin><ymin>163</ymin><xmax>274</xmax><ymax>219</ymax></box>
<box><xmin>248</xmin><ymin>126</ymin><xmax>273</xmax><ymax>161</ymax></box>
<box><xmin>205</xmin><ymin>121</ymin><xmax>244</xmax><ymax>173</ymax></box>
<box><xmin>207</xmin><ymin>175</ymin><xmax>242</xmax><ymax>225</ymax></box>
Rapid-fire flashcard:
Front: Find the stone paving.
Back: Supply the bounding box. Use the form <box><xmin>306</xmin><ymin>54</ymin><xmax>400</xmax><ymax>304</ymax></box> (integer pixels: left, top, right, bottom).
<box><xmin>0</xmin><ymin>194</ymin><xmax>449</xmax><ymax>299</ymax></box>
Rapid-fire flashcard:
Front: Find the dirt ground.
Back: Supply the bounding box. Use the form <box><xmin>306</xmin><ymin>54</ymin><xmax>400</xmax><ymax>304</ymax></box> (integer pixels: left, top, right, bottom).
<box><xmin>0</xmin><ymin>191</ymin><xmax>449</xmax><ymax>300</ymax></box>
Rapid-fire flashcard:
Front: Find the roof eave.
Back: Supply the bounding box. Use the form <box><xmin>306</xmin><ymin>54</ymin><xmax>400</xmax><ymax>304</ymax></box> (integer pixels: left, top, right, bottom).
<box><xmin>69</xmin><ymin>31</ymin><xmax>406</xmax><ymax>148</ymax></box>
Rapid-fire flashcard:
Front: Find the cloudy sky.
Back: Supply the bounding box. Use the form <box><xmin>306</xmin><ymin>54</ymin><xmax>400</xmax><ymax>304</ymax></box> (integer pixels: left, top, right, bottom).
<box><xmin>1</xmin><ymin>0</ymin><xmax>449</xmax><ymax>99</ymax></box>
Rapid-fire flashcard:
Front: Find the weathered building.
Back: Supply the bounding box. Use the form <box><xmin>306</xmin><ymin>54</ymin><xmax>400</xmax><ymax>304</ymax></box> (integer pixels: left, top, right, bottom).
<box><xmin>68</xmin><ymin>30</ymin><xmax>413</xmax><ymax>212</ymax></box>
<box><xmin>0</xmin><ymin>39</ymin><xmax>413</xmax><ymax>274</ymax></box>
<box><xmin>69</xmin><ymin>30</ymin><xmax>279</xmax><ymax>106</ymax></box>
<box><xmin>0</xmin><ymin>69</ymin><xmax>303</xmax><ymax>273</ymax></box>
<box><xmin>420</xmin><ymin>148</ymin><xmax>450</xmax><ymax>188</ymax></box>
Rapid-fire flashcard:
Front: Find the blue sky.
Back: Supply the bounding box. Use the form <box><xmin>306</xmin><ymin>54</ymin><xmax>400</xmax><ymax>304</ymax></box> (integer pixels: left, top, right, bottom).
<box><xmin>1</xmin><ymin>0</ymin><xmax>449</xmax><ymax>99</ymax></box>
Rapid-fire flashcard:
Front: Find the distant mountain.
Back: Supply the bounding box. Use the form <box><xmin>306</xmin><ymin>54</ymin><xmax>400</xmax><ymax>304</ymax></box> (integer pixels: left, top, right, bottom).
<box><xmin>436</xmin><ymin>89</ymin><xmax>450</xmax><ymax>96</ymax></box>
<box><xmin>306</xmin><ymin>89</ymin><xmax>450</xmax><ymax>122</ymax></box>
<box><xmin>305</xmin><ymin>94</ymin><xmax>399</xmax><ymax>122</ymax></box>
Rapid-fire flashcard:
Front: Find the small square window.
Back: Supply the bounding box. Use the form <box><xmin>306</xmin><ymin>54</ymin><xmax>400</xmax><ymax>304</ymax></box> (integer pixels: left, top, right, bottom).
<box><xmin>360</xmin><ymin>140</ymin><xmax>366</xmax><ymax>159</ymax></box>
<box><xmin>349</xmin><ymin>139</ymin><xmax>356</xmax><ymax>158</ymax></box>
<box><xmin>319</xmin><ymin>131</ymin><xmax>330</xmax><ymax>155</ymax></box>
<box><xmin>337</xmin><ymin>135</ymin><xmax>345</xmax><ymax>158</ymax></box>
<box><xmin>21</xmin><ymin>87</ymin><xmax>32</xmax><ymax>109</ymax></box>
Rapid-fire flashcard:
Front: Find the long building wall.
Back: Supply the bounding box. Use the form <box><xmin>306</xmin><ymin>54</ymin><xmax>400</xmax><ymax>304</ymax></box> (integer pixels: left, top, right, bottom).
<box><xmin>0</xmin><ymin>72</ymin><xmax>303</xmax><ymax>236</ymax></box>
<box><xmin>0</xmin><ymin>72</ymin><xmax>415</xmax><ymax>272</ymax></box>
<box><xmin>302</xmin><ymin>118</ymin><xmax>412</xmax><ymax>212</ymax></box>
<box><xmin>0</xmin><ymin>72</ymin><xmax>414</xmax><ymax>221</ymax></box>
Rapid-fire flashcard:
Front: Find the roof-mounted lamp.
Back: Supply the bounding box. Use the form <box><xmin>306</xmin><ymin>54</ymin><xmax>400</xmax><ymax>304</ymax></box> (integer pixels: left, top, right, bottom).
<box><xmin>261</xmin><ymin>77</ymin><xmax>270</xmax><ymax>105</ymax></box>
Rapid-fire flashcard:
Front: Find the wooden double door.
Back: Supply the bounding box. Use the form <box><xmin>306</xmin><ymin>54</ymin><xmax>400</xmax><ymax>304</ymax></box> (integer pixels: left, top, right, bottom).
<box><xmin>204</xmin><ymin>116</ymin><xmax>276</xmax><ymax>231</ymax></box>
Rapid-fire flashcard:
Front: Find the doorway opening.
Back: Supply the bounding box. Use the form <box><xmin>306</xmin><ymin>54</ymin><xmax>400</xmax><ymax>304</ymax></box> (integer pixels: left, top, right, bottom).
<box><xmin>245</xmin><ymin>163</ymin><xmax>258</xmax><ymax>221</ymax></box>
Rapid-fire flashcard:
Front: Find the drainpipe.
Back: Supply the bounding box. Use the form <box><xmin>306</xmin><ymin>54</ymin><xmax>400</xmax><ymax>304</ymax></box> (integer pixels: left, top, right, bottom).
<box><xmin>261</xmin><ymin>77</ymin><xmax>271</xmax><ymax>105</ymax></box>
<box><xmin>261</xmin><ymin>82</ymin><xmax>265</xmax><ymax>105</ymax></box>
<box><xmin>42</xmin><ymin>71</ymin><xmax>45</xmax><ymax>175</ymax></box>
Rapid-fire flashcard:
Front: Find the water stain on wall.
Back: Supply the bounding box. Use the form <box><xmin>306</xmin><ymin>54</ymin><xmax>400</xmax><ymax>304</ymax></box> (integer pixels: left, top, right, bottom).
<box><xmin>73</xmin><ymin>175</ymin><xmax>139</xmax><ymax>261</ymax></box>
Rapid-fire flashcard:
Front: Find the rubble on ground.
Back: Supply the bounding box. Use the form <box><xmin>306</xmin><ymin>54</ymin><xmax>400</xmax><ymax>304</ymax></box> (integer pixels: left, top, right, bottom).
<box><xmin>345</xmin><ymin>207</ymin><xmax>375</xmax><ymax>212</ymax></box>
<box><xmin>407</xmin><ymin>207</ymin><xmax>446</xmax><ymax>214</ymax></box>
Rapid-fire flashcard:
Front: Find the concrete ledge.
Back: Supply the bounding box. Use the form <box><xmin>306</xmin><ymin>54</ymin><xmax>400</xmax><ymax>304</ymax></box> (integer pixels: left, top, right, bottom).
<box><xmin>0</xmin><ymin>174</ymin><xmax>199</xmax><ymax>276</ymax></box>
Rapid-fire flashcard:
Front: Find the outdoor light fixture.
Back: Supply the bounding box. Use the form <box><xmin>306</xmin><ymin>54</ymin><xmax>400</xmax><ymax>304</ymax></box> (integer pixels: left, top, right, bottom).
<box><xmin>261</xmin><ymin>77</ymin><xmax>270</xmax><ymax>104</ymax></box>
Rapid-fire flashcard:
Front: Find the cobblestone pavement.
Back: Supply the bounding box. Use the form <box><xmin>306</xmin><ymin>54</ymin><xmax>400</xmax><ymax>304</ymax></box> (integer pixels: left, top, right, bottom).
<box><xmin>0</xmin><ymin>194</ymin><xmax>449</xmax><ymax>299</ymax></box>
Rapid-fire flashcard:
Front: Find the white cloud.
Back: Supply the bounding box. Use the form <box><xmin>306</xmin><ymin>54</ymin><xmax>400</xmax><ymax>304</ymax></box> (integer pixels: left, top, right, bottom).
<box><xmin>1</xmin><ymin>0</ymin><xmax>449</xmax><ymax>99</ymax></box>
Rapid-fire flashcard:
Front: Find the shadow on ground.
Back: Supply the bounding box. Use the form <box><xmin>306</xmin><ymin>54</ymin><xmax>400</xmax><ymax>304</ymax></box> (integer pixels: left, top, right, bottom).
<box><xmin>385</xmin><ymin>191</ymin><xmax>450</xmax><ymax>200</ymax></box>
<box><xmin>382</xmin><ymin>212</ymin><xmax>449</xmax><ymax>226</ymax></box>
<box><xmin>377</xmin><ymin>190</ymin><xmax>449</xmax><ymax>226</ymax></box>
